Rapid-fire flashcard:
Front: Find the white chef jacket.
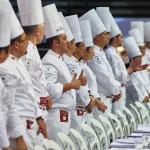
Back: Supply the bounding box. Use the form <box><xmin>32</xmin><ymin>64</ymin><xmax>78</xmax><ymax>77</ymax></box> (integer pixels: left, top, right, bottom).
<box><xmin>88</xmin><ymin>45</ymin><xmax>121</xmax><ymax>97</ymax></box>
<box><xmin>137</xmin><ymin>72</ymin><xmax>149</xmax><ymax>97</ymax></box>
<box><xmin>0</xmin><ymin>79</ymin><xmax>9</xmax><ymax>148</ymax></box>
<box><xmin>105</xmin><ymin>46</ymin><xmax>128</xmax><ymax>85</ymax></box>
<box><xmin>126</xmin><ymin>72</ymin><xmax>147</xmax><ymax>105</ymax></box>
<box><xmin>42</xmin><ymin>50</ymin><xmax>76</xmax><ymax>111</ymax></box>
<box><xmin>63</xmin><ymin>54</ymin><xmax>90</xmax><ymax>107</ymax></box>
<box><xmin>145</xmin><ymin>48</ymin><xmax>150</xmax><ymax>82</ymax></box>
<box><xmin>105</xmin><ymin>46</ymin><xmax>127</xmax><ymax>112</ymax></box>
<box><xmin>1</xmin><ymin>84</ymin><xmax>24</xmax><ymax>139</ymax></box>
<box><xmin>145</xmin><ymin>48</ymin><xmax>150</xmax><ymax>63</ymax></box>
<box><xmin>0</xmin><ymin>62</ymin><xmax>25</xmax><ymax>142</ymax></box>
<box><xmin>0</xmin><ymin>54</ymin><xmax>42</xmax><ymax>119</ymax></box>
<box><xmin>79</xmin><ymin>59</ymin><xmax>100</xmax><ymax>100</ymax></box>
<box><xmin>22</xmin><ymin>41</ymin><xmax>48</xmax><ymax>103</ymax></box>
<box><xmin>140</xmin><ymin>56</ymin><xmax>150</xmax><ymax>93</ymax></box>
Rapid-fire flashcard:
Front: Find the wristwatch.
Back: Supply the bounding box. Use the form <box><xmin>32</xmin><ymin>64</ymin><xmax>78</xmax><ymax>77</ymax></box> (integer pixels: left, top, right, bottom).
<box><xmin>36</xmin><ymin>116</ymin><xmax>44</xmax><ymax>121</ymax></box>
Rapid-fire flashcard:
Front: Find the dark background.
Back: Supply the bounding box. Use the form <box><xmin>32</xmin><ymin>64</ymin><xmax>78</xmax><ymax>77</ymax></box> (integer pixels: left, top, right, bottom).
<box><xmin>10</xmin><ymin>0</ymin><xmax>150</xmax><ymax>58</ymax></box>
<box><xmin>11</xmin><ymin>0</ymin><xmax>150</xmax><ymax>17</ymax></box>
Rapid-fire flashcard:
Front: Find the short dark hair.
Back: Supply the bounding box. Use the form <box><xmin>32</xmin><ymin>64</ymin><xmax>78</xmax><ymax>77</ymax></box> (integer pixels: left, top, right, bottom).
<box><xmin>46</xmin><ymin>35</ymin><xmax>60</xmax><ymax>49</ymax></box>
<box><xmin>109</xmin><ymin>34</ymin><xmax>120</xmax><ymax>44</ymax></box>
<box><xmin>86</xmin><ymin>46</ymin><xmax>92</xmax><ymax>52</ymax></box>
<box><xmin>70</xmin><ymin>39</ymin><xmax>75</xmax><ymax>44</ymax></box>
<box><xmin>11</xmin><ymin>34</ymin><xmax>22</xmax><ymax>45</ymax></box>
<box><xmin>103</xmin><ymin>45</ymin><xmax>108</xmax><ymax>50</ymax></box>
<box><xmin>23</xmin><ymin>25</ymin><xmax>38</xmax><ymax>35</ymax></box>
<box><xmin>76</xmin><ymin>42</ymin><xmax>82</xmax><ymax>48</ymax></box>
<box><xmin>0</xmin><ymin>45</ymin><xmax>9</xmax><ymax>53</ymax></box>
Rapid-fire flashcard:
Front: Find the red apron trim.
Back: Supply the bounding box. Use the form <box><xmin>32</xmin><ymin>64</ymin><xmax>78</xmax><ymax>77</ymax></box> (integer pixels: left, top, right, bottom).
<box><xmin>60</xmin><ymin>110</ymin><xmax>69</xmax><ymax>122</ymax></box>
<box><xmin>26</xmin><ymin>120</ymin><xmax>33</xmax><ymax>129</ymax></box>
<box><xmin>77</xmin><ymin>109</ymin><xmax>84</xmax><ymax>116</ymax></box>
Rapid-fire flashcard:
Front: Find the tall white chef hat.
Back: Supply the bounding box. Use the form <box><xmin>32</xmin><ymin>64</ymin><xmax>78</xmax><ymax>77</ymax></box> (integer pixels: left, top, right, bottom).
<box><xmin>96</xmin><ymin>7</ymin><xmax>111</xmax><ymax>32</ymax></box>
<box><xmin>65</xmin><ymin>15</ymin><xmax>82</xmax><ymax>43</ymax></box>
<box><xmin>109</xmin><ymin>13</ymin><xmax>121</xmax><ymax>38</ymax></box>
<box><xmin>43</xmin><ymin>4</ymin><xmax>65</xmax><ymax>39</ymax></box>
<box><xmin>79</xmin><ymin>20</ymin><xmax>93</xmax><ymax>47</ymax></box>
<box><xmin>144</xmin><ymin>22</ymin><xmax>150</xmax><ymax>42</ymax></box>
<box><xmin>79</xmin><ymin>9</ymin><xmax>106</xmax><ymax>38</ymax></box>
<box><xmin>10</xmin><ymin>6</ymin><xmax>24</xmax><ymax>39</ymax></box>
<box><xmin>0</xmin><ymin>0</ymin><xmax>22</xmax><ymax>40</ymax></box>
<box><xmin>59</xmin><ymin>12</ymin><xmax>74</xmax><ymax>42</ymax></box>
<box><xmin>128</xmin><ymin>28</ymin><xmax>144</xmax><ymax>46</ymax></box>
<box><xmin>17</xmin><ymin>0</ymin><xmax>44</xmax><ymax>26</ymax></box>
<box><xmin>124</xmin><ymin>36</ymin><xmax>142</xmax><ymax>60</ymax></box>
<box><xmin>0</xmin><ymin>2</ymin><xmax>10</xmax><ymax>47</ymax></box>
<box><xmin>130</xmin><ymin>21</ymin><xmax>144</xmax><ymax>40</ymax></box>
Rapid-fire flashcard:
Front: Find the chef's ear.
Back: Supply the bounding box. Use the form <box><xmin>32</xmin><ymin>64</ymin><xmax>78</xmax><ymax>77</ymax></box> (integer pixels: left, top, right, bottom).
<box><xmin>54</xmin><ymin>39</ymin><xmax>59</xmax><ymax>47</ymax></box>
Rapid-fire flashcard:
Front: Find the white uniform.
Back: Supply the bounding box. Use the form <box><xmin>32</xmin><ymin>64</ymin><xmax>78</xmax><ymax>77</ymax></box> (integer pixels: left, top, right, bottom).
<box><xmin>42</xmin><ymin>50</ymin><xmax>76</xmax><ymax>141</ymax></box>
<box><xmin>0</xmin><ymin>54</ymin><xmax>43</xmax><ymax>150</ymax></box>
<box><xmin>126</xmin><ymin>72</ymin><xmax>148</xmax><ymax>107</ymax></box>
<box><xmin>140</xmin><ymin>56</ymin><xmax>150</xmax><ymax>93</ymax></box>
<box><xmin>88</xmin><ymin>45</ymin><xmax>121</xmax><ymax>113</ymax></box>
<box><xmin>64</xmin><ymin>54</ymin><xmax>90</xmax><ymax>107</ymax></box>
<box><xmin>63</xmin><ymin>54</ymin><xmax>91</xmax><ymax>130</ymax></box>
<box><xmin>80</xmin><ymin>60</ymin><xmax>100</xmax><ymax>100</ymax></box>
<box><xmin>0</xmin><ymin>77</ymin><xmax>24</xmax><ymax>138</ymax></box>
<box><xmin>80</xmin><ymin>59</ymin><xmax>101</xmax><ymax>120</ymax></box>
<box><xmin>105</xmin><ymin>46</ymin><xmax>128</xmax><ymax>112</ymax></box>
<box><xmin>22</xmin><ymin>41</ymin><xmax>49</xmax><ymax>118</ymax></box>
<box><xmin>145</xmin><ymin>48</ymin><xmax>150</xmax><ymax>63</ymax></box>
<box><xmin>145</xmin><ymin>48</ymin><xmax>150</xmax><ymax>82</ymax></box>
<box><xmin>0</xmin><ymin>79</ymin><xmax>9</xmax><ymax>149</ymax></box>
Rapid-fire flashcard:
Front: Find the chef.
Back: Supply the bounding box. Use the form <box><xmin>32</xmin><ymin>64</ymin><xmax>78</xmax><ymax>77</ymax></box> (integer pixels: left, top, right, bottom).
<box><xmin>144</xmin><ymin>22</ymin><xmax>150</xmax><ymax>64</ymax></box>
<box><xmin>0</xmin><ymin>2</ymin><xmax>12</xmax><ymax>150</ymax></box>
<box><xmin>0</xmin><ymin>2</ymin><xmax>48</xmax><ymax>148</ymax></box>
<box><xmin>125</xmin><ymin>37</ymin><xmax>144</xmax><ymax>107</ymax></box>
<box><xmin>0</xmin><ymin>1</ymin><xmax>28</xmax><ymax>150</ymax></box>
<box><xmin>129</xmin><ymin>27</ymin><xmax>150</xmax><ymax>103</ymax></box>
<box><xmin>42</xmin><ymin>4</ymin><xmax>81</xmax><ymax>142</ymax></box>
<box><xmin>17</xmin><ymin>0</ymin><xmax>52</xmax><ymax>119</ymax></box>
<box><xmin>105</xmin><ymin>11</ymin><xmax>128</xmax><ymax>113</ymax></box>
<box><xmin>79</xmin><ymin>9</ymin><xmax>122</xmax><ymax>113</ymax></box>
<box><xmin>64</xmin><ymin>14</ymin><xmax>95</xmax><ymax>129</ymax></box>
<box><xmin>79</xmin><ymin>19</ymin><xmax>107</xmax><ymax>118</ymax></box>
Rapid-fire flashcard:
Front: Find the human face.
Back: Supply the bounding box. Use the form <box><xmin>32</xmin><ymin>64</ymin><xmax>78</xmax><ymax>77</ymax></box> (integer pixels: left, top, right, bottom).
<box><xmin>58</xmin><ymin>33</ymin><xmax>68</xmax><ymax>54</ymax></box>
<box><xmin>18</xmin><ymin>33</ymin><xmax>28</xmax><ymax>57</ymax></box>
<box><xmin>0</xmin><ymin>48</ymin><xmax>9</xmax><ymax>63</ymax></box>
<box><xmin>70</xmin><ymin>39</ymin><xmax>76</xmax><ymax>53</ymax></box>
<box><xmin>139</xmin><ymin>45</ymin><xmax>146</xmax><ymax>56</ymax></box>
<box><xmin>76</xmin><ymin>41</ymin><xmax>86</xmax><ymax>58</ymax></box>
<box><xmin>97</xmin><ymin>31</ymin><xmax>110</xmax><ymax>47</ymax></box>
<box><xmin>84</xmin><ymin>46</ymin><xmax>94</xmax><ymax>61</ymax></box>
<box><xmin>105</xmin><ymin>32</ymin><xmax>111</xmax><ymax>45</ymax></box>
<box><xmin>37</xmin><ymin>22</ymin><xmax>45</xmax><ymax>44</ymax></box>
<box><xmin>116</xmin><ymin>33</ymin><xmax>124</xmax><ymax>47</ymax></box>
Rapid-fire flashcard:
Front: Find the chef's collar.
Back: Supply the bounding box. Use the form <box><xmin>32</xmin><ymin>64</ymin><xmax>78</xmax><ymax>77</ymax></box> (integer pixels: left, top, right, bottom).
<box><xmin>9</xmin><ymin>54</ymin><xmax>18</xmax><ymax>61</ymax></box>
<box><xmin>80</xmin><ymin>59</ymin><xmax>87</xmax><ymax>64</ymax></box>
<box><xmin>28</xmin><ymin>41</ymin><xmax>36</xmax><ymax>49</ymax></box>
<box><xmin>108</xmin><ymin>45</ymin><xmax>116</xmax><ymax>51</ymax></box>
<box><xmin>50</xmin><ymin>49</ymin><xmax>64</xmax><ymax>61</ymax></box>
<box><xmin>71</xmin><ymin>56</ymin><xmax>78</xmax><ymax>62</ymax></box>
<box><xmin>94</xmin><ymin>45</ymin><xmax>103</xmax><ymax>51</ymax></box>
